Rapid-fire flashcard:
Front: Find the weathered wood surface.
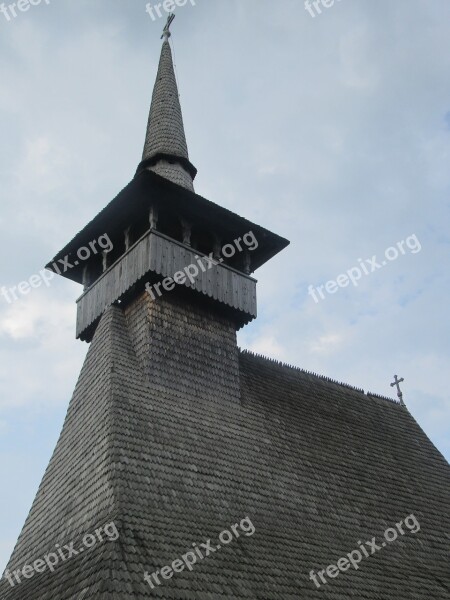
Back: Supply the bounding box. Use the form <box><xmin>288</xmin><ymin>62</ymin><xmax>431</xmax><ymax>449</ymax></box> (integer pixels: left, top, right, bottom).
<box><xmin>76</xmin><ymin>230</ymin><xmax>257</xmax><ymax>339</ymax></box>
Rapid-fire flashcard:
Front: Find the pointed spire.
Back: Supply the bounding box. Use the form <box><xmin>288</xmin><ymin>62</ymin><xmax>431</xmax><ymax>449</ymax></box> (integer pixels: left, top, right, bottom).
<box><xmin>138</xmin><ymin>17</ymin><xmax>197</xmax><ymax>192</ymax></box>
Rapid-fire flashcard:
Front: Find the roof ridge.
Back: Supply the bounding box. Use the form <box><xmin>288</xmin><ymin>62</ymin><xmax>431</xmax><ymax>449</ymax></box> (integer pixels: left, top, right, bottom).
<box><xmin>366</xmin><ymin>391</ymin><xmax>402</xmax><ymax>406</ymax></box>
<box><xmin>239</xmin><ymin>348</ymin><xmax>364</xmax><ymax>392</ymax></box>
<box><xmin>239</xmin><ymin>348</ymin><xmax>401</xmax><ymax>406</ymax></box>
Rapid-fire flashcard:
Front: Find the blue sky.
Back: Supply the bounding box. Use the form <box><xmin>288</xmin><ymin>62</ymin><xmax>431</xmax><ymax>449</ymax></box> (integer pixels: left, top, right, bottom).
<box><xmin>0</xmin><ymin>0</ymin><xmax>449</xmax><ymax>573</ymax></box>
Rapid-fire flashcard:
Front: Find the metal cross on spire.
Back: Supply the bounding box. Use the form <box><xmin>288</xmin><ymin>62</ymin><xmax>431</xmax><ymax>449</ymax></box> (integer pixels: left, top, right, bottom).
<box><xmin>161</xmin><ymin>13</ymin><xmax>175</xmax><ymax>41</ymax></box>
<box><xmin>390</xmin><ymin>375</ymin><xmax>406</xmax><ymax>407</ymax></box>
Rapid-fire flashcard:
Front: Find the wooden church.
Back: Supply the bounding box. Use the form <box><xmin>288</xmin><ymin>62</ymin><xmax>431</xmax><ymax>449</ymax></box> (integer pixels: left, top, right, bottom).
<box><xmin>1</xmin><ymin>17</ymin><xmax>449</xmax><ymax>600</ymax></box>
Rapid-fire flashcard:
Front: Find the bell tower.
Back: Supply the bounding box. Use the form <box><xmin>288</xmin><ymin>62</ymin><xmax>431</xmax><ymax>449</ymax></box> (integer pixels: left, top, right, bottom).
<box><xmin>45</xmin><ymin>16</ymin><xmax>288</xmax><ymax>345</ymax></box>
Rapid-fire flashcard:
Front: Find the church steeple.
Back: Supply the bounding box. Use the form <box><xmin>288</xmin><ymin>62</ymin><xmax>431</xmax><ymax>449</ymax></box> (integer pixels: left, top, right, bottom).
<box><xmin>138</xmin><ymin>15</ymin><xmax>197</xmax><ymax>191</ymax></box>
<box><xmin>44</xmin><ymin>17</ymin><xmax>289</xmax><ymax>343</ymax></box>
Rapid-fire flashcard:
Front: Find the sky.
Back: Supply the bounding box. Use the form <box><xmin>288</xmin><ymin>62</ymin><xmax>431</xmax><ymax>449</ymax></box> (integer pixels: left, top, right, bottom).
<box><xmin>0</xmin><ymin>0</ymin><xmax>449</xmax><ymax>574</ymax></box>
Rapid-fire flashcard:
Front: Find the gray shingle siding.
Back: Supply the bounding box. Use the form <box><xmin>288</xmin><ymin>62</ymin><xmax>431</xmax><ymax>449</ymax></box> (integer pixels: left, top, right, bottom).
<box><xmin>147</xmin><ymin>160</ymin><xmax>194</xmax><ymax>192</ymax></box>
<box><xmin>142</xmin><ymin>41</ymin><xmax>194</xmax><ymax>192</ymax></box>
<box><xmin>2</xmin><ymin>294</ymin><xmax>449</xmax><ymax>599</ymax></box>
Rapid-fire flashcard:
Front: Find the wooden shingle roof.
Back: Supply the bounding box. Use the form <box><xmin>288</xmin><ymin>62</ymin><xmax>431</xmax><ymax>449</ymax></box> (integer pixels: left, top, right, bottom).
<box><xmin>140</xmin><ymin>40</ymin><xmax>196</xmax><ymax>192</ymax></box>
<box><xmin>1</xmin><ymin>302</ymin><xmax>449</xmax><ymax>599</ymax></box>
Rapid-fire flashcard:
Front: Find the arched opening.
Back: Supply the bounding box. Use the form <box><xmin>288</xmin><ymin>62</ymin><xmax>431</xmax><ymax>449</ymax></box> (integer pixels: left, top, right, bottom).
<box><xmin>128</xmin><ymin>219</ymin><xmax>150</xmax><ymax>247</ymax></box>
<box><xmin>157</xmin><ymin>209</ymin><xmax>183</xmax><ymax>243</ymax></box>
<box><xmin>191</xmin><ymin>228</ymin><xmax>215</xmax><ymax>257</ymax></box>
<box><xmin>87</xmin><ymin>254</ymin><xmax>103</xmax><ymax>287</ymax></box>
<box><xmin>105</xmin><ymin>234</ymin><xmax>126</xmax><ymax>268</ymax></box>
<box><xmin>225</xmin><ymin>250</ymin><xmax>244</xmax><ymax>271</ymax></box>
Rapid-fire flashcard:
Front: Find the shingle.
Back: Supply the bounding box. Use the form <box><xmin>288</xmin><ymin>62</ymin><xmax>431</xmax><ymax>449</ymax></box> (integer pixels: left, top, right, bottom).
<box><xmin>141</xmin><ymin>41</ymin><xmax>195</xmax><ymax>192</ymax></box>
<box><xmin>1</xmin><ymin>293</ymin><xmax>449</xmax><ymax>599</ymax></box>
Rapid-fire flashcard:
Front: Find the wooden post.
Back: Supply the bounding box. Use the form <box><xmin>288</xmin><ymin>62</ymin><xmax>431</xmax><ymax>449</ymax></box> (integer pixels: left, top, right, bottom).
<box><xmin>124</xmin><ymin>227</ymin><xmax>131</xmax><ymax>251</ymax></box>
<box><xmin>243</xmin><ymin>250</ymin><xmax>251</xmax><ymax>274</ymax></box>
<box><xmin>149</xmin><ymin>205</ymin><xmax>158</xmax><ymax>230</ymax></box>
<box><xmin>213</xmin><ymin>235</ymin><xmax>222</xmax><ymax>261</ymax></box>
<box><xmin>82</xmin><ymin>265</ymin><xmax>89</xmax><ymax>291</ymax></box>
<box><xmin>181</xmin><ymin>219</ymin><xmax>192</xmax><ymax>246</ymax></box>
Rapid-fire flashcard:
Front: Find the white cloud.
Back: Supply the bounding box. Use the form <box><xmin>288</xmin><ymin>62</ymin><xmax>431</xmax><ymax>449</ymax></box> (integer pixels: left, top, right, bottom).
<box><xmin>244</xmin><ymin>335</ymin><xmax>286</xmax><ymax>360</ymax></box>
<box><xmin>310</xmin><ymin>333</ymin><xmax>344</xmax><ymax>356</ymax></box>
<box><xmin>0</xmin><ymin>290</ymin><xmax>73</xmax><ymax>341</ymax></box>
<box><xmin>0</xmin><ymin>287</ymin><xmax>86</xmax><ymax>410</ymax></box>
